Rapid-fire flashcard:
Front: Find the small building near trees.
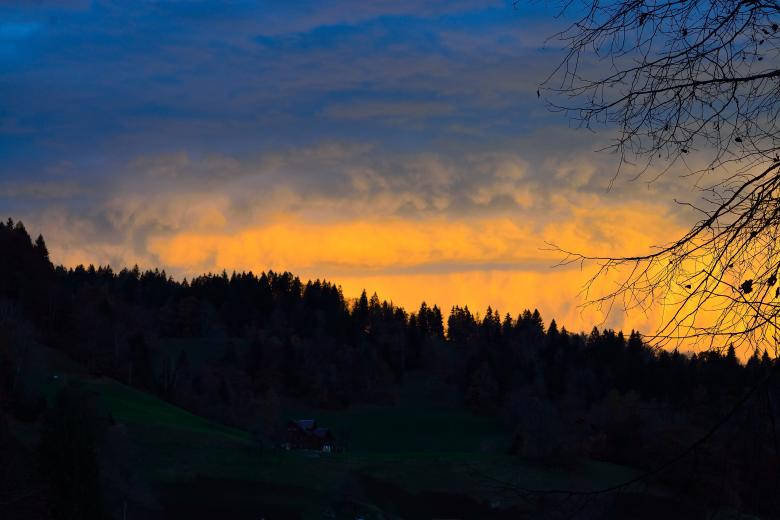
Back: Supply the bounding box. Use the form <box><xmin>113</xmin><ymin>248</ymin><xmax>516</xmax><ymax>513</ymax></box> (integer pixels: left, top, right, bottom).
<box><xmin>283</xmin><ymin>419</ymin><xmax>335</xmax><ymax>452</ymax></box>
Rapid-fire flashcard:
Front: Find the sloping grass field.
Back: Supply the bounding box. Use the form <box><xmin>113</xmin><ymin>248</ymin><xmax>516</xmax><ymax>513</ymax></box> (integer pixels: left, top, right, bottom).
<box><xmin>23</xmin><ymin>344</ymin><xmax>649</xmax><ymax>518</ymax></box>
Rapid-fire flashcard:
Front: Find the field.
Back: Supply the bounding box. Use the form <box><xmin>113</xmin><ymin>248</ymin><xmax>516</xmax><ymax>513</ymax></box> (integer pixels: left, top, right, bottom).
<box><xmin>90</xmin><ymin>375</ymin><xmax>642</xmax><ymax>518</ymax></box>
<box><xmin>16</xmin><ymin>343</ymin><xmax>653</xmax><ymax>519</ymax></box>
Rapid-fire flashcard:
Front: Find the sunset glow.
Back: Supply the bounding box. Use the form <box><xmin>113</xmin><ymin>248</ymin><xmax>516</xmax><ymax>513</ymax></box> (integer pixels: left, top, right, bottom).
<box><xmin>2</xmin><ymin>1</ymin><xmax>697</xmax><ymax>335</ymax></box>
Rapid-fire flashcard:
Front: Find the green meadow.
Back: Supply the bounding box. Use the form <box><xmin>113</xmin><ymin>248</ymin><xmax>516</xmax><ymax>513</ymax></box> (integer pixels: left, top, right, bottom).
<box><xmin>22</xmin><ymin>343</ymin><xmax>646</xmax><ymax>519</ymax></box>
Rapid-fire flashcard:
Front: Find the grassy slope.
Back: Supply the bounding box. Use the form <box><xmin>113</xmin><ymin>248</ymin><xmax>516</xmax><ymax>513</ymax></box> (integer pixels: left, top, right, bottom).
<box><xmin>84</xmin><ymin>378</ymin><xmax>250</xmax><ymax>443</ymax></box>
<box><xmin>21</xmin><ymin>342</ymin><xmax>647</xmax><ymax>518</ymax></box>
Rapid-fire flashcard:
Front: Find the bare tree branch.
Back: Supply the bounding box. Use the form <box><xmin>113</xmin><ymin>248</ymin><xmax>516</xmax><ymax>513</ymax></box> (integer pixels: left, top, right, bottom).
<box><xmin>533</xmin><ymin>0</ymin><xmax>780</xmax><ymax>352</ymax></box>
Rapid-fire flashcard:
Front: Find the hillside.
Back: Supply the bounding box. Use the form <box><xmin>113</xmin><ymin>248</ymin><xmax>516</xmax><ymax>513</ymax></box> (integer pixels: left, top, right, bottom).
<box><xmin>2</xmin><ymin>220</ymin><xmax>778</xmax><ymax>519</ymax></box>
<box><xmin>7</xmin><ymin>342</ymin><xmax>659</xmax><ymax>519</ymax></box>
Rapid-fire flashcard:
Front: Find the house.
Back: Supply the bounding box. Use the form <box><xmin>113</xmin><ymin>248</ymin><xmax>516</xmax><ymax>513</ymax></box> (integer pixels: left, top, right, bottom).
<box><xmin>283</xmin><ymin>419</ymin><xmax>335</xmax><ymax>452</ymax></box>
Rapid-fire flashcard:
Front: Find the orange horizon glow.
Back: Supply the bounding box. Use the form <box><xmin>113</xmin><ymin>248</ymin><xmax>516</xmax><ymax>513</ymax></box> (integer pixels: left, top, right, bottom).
<box><xmin>44</xmin><ymin>199</ymin><xmax>692</xmax><ymax>340</ymax></box>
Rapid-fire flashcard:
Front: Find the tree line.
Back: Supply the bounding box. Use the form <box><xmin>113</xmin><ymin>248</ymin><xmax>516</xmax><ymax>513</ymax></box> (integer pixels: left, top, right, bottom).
<box><xmin>1</xmin><ymin>217</ymin><xmax>779</xmax><ymax>516</ymax></box>
<box><xmin>2</xmin><ymin>217</ymin><xmax>771</xmax><ymax>413</ymax></box>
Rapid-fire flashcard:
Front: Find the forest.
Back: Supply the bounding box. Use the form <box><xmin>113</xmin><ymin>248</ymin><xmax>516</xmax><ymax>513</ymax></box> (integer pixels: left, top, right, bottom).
<box><xmin>1</xmin><ymin>217</ymin><xmax>778</xmax><ymax>519</ymax></box>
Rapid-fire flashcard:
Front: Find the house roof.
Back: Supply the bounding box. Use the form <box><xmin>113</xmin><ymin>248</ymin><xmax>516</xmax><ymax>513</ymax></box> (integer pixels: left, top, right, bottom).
<box><xmin>313</xmin><ymin>427</ymin><xmax>332</xmax><ymax>439</ymax></box>
<box><xmin>291</xmin><ymin>419</ymin><xmax>316</xmax><ymax>430</ymax></box>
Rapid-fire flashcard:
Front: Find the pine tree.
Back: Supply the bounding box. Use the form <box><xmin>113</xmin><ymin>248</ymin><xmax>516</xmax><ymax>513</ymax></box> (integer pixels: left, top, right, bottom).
<box><xmin>34</xmin><ymin>234</ymin><xmax>49</xmax><ymax>262</ymax></box>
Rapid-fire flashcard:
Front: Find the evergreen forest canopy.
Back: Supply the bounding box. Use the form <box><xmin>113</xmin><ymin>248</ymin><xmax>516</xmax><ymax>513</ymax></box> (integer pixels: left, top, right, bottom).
<box><xmin>3</xmin><ymin>216</ymin><xmax>772</xmax><ymax>414</ymax></box>
<box><xmin>2</xmin><ymin>217</ymin><xmax>779</xmax><ymax>517</ymax></box>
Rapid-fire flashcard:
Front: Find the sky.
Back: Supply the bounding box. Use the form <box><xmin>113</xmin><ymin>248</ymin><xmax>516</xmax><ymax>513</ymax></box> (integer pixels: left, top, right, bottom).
<box><xmin>0</xmin><ymin>0</ymin><xmax>699</xmax><ymax>333</ymax></box>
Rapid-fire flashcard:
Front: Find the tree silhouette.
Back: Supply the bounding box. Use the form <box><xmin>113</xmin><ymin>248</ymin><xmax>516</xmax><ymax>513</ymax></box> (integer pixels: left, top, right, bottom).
<box><xmin>38</xmin><ymin>385</ymin><xmax>106</xmax><ymax>520</ymax></box>
<box><xmin>2</xmin><ymin>220</ymin><xmax>779</xmax><ymax>513</ymax></box>
<box><xmin>34</xmin><ymin>235</ymin><xmax>49</xmax><ymax>262</ymax></box>
<box><xmin>540</xmin><ymin>0</ymin><xmax>780</xmax><ymax>352</ymax></box>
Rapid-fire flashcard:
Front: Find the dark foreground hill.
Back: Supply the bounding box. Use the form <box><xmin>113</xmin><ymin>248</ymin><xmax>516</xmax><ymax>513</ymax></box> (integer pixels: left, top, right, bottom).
<box><xmin>1</xmin><ymin>218</ymin><xmax>779</xmax><ymax>519</ymax></box>
<box><xmin>2</xmin><ymin>345</ymin><xmax>695</xmax><ymax>519</ymax></box>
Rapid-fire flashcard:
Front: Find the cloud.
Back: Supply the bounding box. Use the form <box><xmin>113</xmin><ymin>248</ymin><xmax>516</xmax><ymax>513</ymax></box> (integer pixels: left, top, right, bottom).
<box><xmin>8</xmin><ymin>140</ymin><xmax>692</xmax><ymax>339</ymax></box>
<box><xmin>145</xmin><ymin>203</ymin><xmax>678</xmax><ymax>274</ymax></box>
<box><xmin>0</xmin><ymin>180</ymin><xmax>87</xmax><ymax>199</ymax></box>
<box><xmin>0</xmin><ymin>0</ymin><xmax>714</xmax><ymax>340</ymax></box>
<box><xmin>251</xmin><ymin>0</ymin><xmax>506</xmax><ymax>36</ymax></box>
<box><xmin>321</xmin><ymin>100</ymin><xmax>454</xmax><ymax>121</ymax></box>
<box><xmin>135</xmin><ymin>199</ymin><xmax>682</xmax><ymax>335</ymax></box>
<box><xmin>0</xmin><ymin>1</ymin><xmax>88</xmax><ymax>8</ymax></box>
<box><xmin>0</xmin><ymin>0</ymin><xmax>557</xmax><ymax>172</ymax></box>
<box><xmin>0</xmin><ymin>21</ymin><xmax>40</xmax><ymax>39</ymax></box>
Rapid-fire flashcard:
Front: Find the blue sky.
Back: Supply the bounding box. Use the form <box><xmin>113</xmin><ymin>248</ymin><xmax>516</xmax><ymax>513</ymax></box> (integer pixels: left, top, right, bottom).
<box><xmin>0</xmin><ymin>1</ymin><xmax>567</xmax><ymax>187</ymax></box>
<box><xmin>0</xmin><ymin>0</ymin><xmax>690</xmax><ymax>330</ymax></box>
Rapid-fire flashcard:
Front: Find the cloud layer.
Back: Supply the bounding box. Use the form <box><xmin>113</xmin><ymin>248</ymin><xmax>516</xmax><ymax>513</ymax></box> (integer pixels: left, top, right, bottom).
<box><xmin>0</xmin><ymin>0</ymin><xmax>701</xmax><ymax>334</ymax></box>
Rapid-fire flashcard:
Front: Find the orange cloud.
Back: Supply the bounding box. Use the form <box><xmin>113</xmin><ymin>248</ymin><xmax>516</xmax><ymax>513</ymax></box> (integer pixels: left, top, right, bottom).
<box><xmin>142</xmin><ymin>200</ymin><xmax>686</xmax><ymax>336</ymax></box>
